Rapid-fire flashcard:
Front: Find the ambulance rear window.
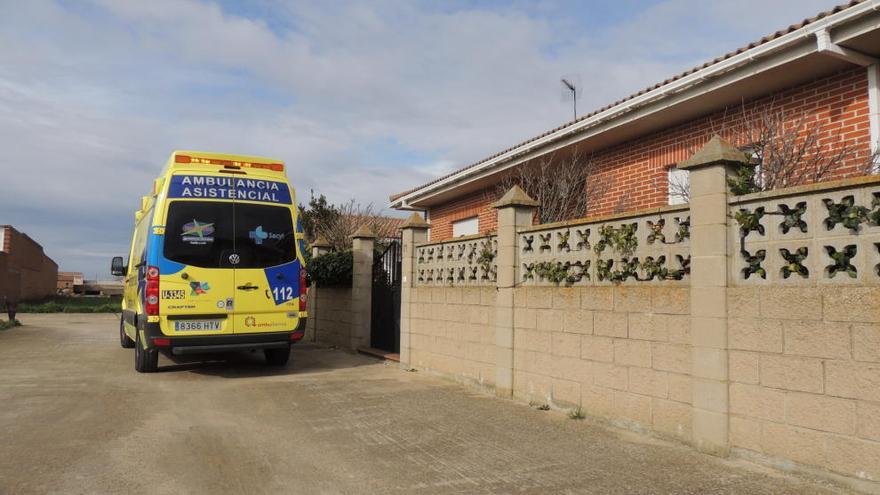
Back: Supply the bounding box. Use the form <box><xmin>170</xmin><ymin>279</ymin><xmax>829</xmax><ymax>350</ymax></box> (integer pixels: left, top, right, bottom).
<box><xmin>164</xmin><ymin>201</ymin><xmax>296</xmax><ymax>269</ymax></box>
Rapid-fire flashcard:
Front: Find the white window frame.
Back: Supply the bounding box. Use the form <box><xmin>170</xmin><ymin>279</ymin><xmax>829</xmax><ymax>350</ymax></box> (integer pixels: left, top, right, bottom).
<box><xmin>452</xmin><ymin>216</ymin><xmax>479</xmax><ymax>237</ymax></box>
<box><xmin>0</xmin><ymin>227</ymin><xmax>6</xmax><ymax>252</ymax></box>
<box><xmin>667</xmin><ymin>167</ymin><xmax>689</xmax><ymax>205</ymax></box>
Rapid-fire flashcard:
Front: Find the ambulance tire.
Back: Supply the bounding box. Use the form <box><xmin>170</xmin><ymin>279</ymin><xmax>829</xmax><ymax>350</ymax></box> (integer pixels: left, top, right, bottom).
<box><xmin>264</xmin><ymin>346</ymin><xmax>290</xmax><ymax>366</ymax></box>
<box><xmin>135</xmin><ymin>328</ymin><xmax>159</xmax><ymax>373</ymax></box>
<box><xmin>120</xmin><ymin>315</ymin><xmax>135</xmax><ymax>348</ymax></box>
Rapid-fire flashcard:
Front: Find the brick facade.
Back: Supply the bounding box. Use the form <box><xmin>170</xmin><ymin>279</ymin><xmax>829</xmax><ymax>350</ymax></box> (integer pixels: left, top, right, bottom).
<box><xmin>428</xmin><ymin>67</ymin><xmax>873</xmax><ymax>242</ymax></box>
<box><xmin>0</xmin><ymin>226</ymin><xmax>58</xmax><ymax>303</ymax></box>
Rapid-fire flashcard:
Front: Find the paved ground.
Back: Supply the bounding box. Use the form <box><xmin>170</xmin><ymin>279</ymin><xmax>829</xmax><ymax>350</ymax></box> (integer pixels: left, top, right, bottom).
<box><xmin>0</xmin><ymin>314</ymin><xmax>855</xmax><ymax>494</ymax></box>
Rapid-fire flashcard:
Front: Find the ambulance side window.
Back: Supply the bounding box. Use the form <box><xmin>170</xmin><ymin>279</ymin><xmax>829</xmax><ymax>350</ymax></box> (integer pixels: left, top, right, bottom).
<box><xmin>129</xmin><ymin>209</ymin><xmax>152</xmax><ymax>273</ymax></box>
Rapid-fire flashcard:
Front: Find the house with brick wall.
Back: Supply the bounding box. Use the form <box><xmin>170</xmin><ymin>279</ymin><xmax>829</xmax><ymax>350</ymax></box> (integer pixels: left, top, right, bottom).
<box><xmin>0</xmin><ymin>225</ymin><xmax>58</xmax><ymax>303</ymax></box>
<box><xmin>390</xmin><ymin>0</ymin><xmax>880</xmax><ymax>241</ymax></box>
<box><xmin>367</xmin><ymin>2</ymin><xmax>880</xmax><ymax>489</ymax></box>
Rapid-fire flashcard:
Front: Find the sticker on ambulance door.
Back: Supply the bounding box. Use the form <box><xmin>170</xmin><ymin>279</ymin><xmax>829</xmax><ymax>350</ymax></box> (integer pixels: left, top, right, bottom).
<box><xmin>181</xmin><ymin>220</ymin><xmax>215</xmax><ymax>245</ymax></box>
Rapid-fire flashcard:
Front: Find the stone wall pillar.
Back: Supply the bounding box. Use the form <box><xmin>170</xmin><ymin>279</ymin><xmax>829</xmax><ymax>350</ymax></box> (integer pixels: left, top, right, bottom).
<box><xmin>311</xmin><ymin>235</ymin><xmax>331</xmax><ymax>258</ymax></box>
<box><xmin>678</xmin><ymin>136</ymin><xmax>748</xmax><ymax>456</ymax></box>
<box><xmin>493</xmin><ymin>186</ymin><xmax>538</xmax><ymax>398</ymax></box>
<box><xmin>399</xmin><ymin>213</ymin><xmax>430</xmax><ymax>367</ymax></box>
<box><xmin>350</xmin><ymin>226</ymin><xmax>376</xmax><ymax>350</ymax></box>
<box><xmin>306</xmin><ymin>235</ymin><xmax>331</xmax><ymax>342</ymax></box>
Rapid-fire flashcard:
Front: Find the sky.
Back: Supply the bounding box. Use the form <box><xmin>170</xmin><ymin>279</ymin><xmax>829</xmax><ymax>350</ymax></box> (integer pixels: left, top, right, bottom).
<box><xmin>0</xmin><ymin>0</ymin><xmax>844</xmax><ymax>278</ymax></box>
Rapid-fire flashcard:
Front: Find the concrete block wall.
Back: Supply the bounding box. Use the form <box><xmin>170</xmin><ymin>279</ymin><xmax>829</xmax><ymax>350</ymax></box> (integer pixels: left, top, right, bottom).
<box><xmin>399</xmin><ymin>138</ymin><xmax>880</xmax><ymax>491</ymax></box>
<box><xmin>306</xmin><ymin>286</ymin><xmax>355</xmax><ymax>348</ymax></box>
<box><xmin>409</xmin><ymin>286</ymin><xmax>496</xmax><ymax>388</ymax></box>
<box><xmin>511</xmin><ymin>286</ymin><xmax>693</xmax><ymax>441</ymax></box>
<box><xmin>727</xmin><ymin>286</ymin><xmax>880</xmax><ymax>482</ymax></box>
<box><xmin>721</xmin><ymin>175</ymin><xmax>880</xmax><ymax>483</ymax></box>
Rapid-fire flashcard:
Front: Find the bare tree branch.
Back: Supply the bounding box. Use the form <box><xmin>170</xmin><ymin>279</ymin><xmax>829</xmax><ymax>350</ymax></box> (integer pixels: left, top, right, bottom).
<box><xmin>303</xmin><ymin>198</ymin><xmax>401</xmax><ymax>251</ymax></box>
<box><xmin>716</xmin><ymin>102</ymin><xmax>863</xmax><ymax>193</ymax></box>
<box><xmin>490</xmin><ymin>146</ymin><xmax>611</xmax><ymax>224</ymax></box>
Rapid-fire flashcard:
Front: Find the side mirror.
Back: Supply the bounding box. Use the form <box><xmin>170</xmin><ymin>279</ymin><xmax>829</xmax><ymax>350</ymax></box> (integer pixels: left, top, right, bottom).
<box><xmin>110</xmin><ymin>256</ymin><xmax>127</xmax><ymax>277</ymax></box>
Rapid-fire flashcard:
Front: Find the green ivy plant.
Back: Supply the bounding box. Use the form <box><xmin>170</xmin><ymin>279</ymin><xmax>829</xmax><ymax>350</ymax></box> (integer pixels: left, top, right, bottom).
<box><xmin>780</xmin><ymin>247</ymin><xmax>809</xmax><ymax>279</ymax></box>
<box><xmin>594</xmin><ymin>223</ymin><xmax>638</xmax><ymax>257</ymax></box>
<box><xmin>826</xmin><ymin>245</ymin><xmax>858</xmax><ymax>279</ymax></box>
<box><xmin>646</xmin><ymin>219</ymin><xmax>665</xmax><ymax>244</ymax></box>
<box><xmin>575</xmin><ymin>229</ymin><xmax>590</xmax><ymax>251</ymax></box>
<box><xmin>875</xmin><ymin>243</ymin><xmax>880</xmax><ymax>277</ymax></box>
<box><xmin>557</xmin><ymin>230</ymin><xmax>571</xmax><ymax>252</ymax></box>
<box><xmin>525</xmin><ymin>260</ymin><xmax>590</xmax><ymax>285</ymax></box>
<box><xmin>823</xmin><ymin>196</ymin><xmax>870</xmax><ymax>232</ymax></box>
<box><xmin>639</xmin><ymin>255</ymin><xmax>667</xmax><ymax>281</ymax></box>
<box><xmin>674</xmin><ymin>217</ymin><xmax>690</xmax><ymax>243</ymax></box>
<box><xmin>870</xmin><ymin>193</ymin><xmax>880</xmax><ymax>225</ymax></box>
<box><xmin>734</xmin><ymin>207</ymin><xmax>766</xmax><ymax>237</ymax></box>
<box><xmin>596</xmin><ymin>257</ymin><xmax>639</xmax><ymax>282</ymax></box>
<box><xmin>535</xmin><ymin>261</ymin><xmax>571</xmax><ymax>284</ymax></box>
<box><xmin>669</xmin><ymin>255</ymin><xmax>691</xmax><ymax>280</ymax></box>
<box><xmin>476</xmin><ymin>240</ymin><xmax>497</xmax><ymax>280</ymax></box>
<box><xmin>741</xmin><ymin>249</ymin><xmax>766</xmax><ymax>280</ymax></box>
<box><xmin>778</xmin><ymin>202</ymin><xmax>808</xmax><ymax>234</ymax></box>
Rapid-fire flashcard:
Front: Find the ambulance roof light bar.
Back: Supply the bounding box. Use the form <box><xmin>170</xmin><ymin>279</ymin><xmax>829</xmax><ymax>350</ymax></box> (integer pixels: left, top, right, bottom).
<box><xmin>174</xmin><ymin>154</ymin><xmax>284</xmax><ymax>173</ymax></box>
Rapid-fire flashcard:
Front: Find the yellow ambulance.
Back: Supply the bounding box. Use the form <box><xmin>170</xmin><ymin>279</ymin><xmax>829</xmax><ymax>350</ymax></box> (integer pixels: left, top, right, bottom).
<box><xmin>111</xmin><ymin>151</ymin><xmax>309</xmax><ymax>372</ymax></box>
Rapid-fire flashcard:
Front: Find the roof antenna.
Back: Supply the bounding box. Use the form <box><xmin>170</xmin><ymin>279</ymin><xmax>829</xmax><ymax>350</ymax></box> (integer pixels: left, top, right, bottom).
<box><xmin>560</xmin><ymin>75</ymin><xmax>581</xmax><ymax>122</ymax></box>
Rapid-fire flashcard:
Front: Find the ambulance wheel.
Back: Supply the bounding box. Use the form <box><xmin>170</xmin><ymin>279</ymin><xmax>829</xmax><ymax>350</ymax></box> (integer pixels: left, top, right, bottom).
<box><xmin>119</xmin><ymin>316</ymin><xmax>135</xmax><ymax>349</ymax></box>
<box><xmin>264</xmin><ymin>347</ymin><xmax>290</xmax><ymax>366</ymax></box>
<box><xmin>135</xmin><ymin>329</ymin><xmax>158</xmax><ymax>373</ymax></box>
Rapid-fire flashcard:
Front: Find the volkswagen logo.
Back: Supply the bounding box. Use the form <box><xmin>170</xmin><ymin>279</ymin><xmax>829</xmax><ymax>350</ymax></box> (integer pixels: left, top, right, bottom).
<box><xmin>229</xmin><ymin>253</ymin><xmax>240</xmax><ymax>265</ymax></box>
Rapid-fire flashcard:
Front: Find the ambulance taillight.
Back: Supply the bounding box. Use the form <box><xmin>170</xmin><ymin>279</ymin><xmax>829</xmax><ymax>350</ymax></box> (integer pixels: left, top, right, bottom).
<box><xmin>145</xmin><ymin>266</ymin><xmax>160</xmax><ymax>316</ymax></box>
<box><xmin>299</xmin><ymin>267</ymin><xmax>308</xmax><ymax>312</ymax></box>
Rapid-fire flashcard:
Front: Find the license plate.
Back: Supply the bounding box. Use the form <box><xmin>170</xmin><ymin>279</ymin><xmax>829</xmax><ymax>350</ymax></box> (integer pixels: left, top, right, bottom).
<box><xmin>174</xmin><ymin>320</ymin><xmax>222</xmax><ymax>332</ymax></box>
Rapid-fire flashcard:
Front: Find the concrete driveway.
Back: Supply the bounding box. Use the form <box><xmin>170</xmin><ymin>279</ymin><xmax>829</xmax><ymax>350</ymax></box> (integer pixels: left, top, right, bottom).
<box><xmin>0</xmin><ymin>314</ymin><xmax>853</xmax><ymax>494</ymax></box>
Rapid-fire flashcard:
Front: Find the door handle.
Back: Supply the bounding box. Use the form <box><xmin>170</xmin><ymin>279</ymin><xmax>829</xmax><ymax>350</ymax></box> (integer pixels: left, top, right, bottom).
<box><xmin>237</xmin><ymin>284</ymin><xmax>259</xmax><ymax>291</ymax></box>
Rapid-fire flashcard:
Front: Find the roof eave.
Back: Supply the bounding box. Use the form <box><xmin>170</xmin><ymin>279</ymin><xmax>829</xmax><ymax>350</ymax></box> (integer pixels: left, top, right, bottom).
<box><xmin>390</xmin><ymin>0</ymin><xmax>880</xmax><ymax>210</ymax></box>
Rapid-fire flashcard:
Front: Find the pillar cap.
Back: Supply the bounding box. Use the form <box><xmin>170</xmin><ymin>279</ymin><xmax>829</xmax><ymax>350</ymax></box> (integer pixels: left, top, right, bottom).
<box><xmin>492</xmin><ymin>185</ymin><xmax>539</xmax><ymax>209</ymax></box>
<box><xmin>351</xmin><ymin>225</ymin><xmax>377</xmax><ymax>239</ymax></box>
<box><xmin>678</xmin><ymin>135</ymin><xmax>749</xmax><ymax>170</ymax></box>
<box><xmin>400</xmin><ymin>212</ymin><xmax>430</xmax><ymax>229</ymax></box>
<box><xmin>311</xmin><ymin>235</ymin><xmax>331</xmax><ymax>248</ymax></box>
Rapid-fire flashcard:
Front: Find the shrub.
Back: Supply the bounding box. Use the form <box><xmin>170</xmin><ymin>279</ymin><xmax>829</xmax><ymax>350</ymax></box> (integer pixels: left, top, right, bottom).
<box><xmin>307</xmin><ymin>250</ymin><xmax>353</xmax><ymax>288</ymax></box>
<box><xmin>18</xmin><ymin>296</ymin><xmax>121</xmax><ymax>313</ymax></box>
<box><xmin>0</xmin><ymin>319</ymin><xmax>21</xmax><ymax>330</ymax></box>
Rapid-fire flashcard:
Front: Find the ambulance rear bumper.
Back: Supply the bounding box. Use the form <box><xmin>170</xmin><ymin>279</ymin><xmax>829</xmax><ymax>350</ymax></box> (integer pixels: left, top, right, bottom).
<box><xmin>171</xmin><ymin>340</ymin><xmax>290</xmax><ymax>355</ymax></box>
<box><xmin>140</xmin><ymin>318</ymin><xmax>306</xmax><ymax>353</ymax></box>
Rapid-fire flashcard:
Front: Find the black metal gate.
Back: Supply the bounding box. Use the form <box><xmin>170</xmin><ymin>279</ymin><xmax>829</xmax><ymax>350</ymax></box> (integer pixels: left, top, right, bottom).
<box><xmin>371</xmin><ymin>239</ymin><xmax>401</xmax><ymax>353</ymax></box>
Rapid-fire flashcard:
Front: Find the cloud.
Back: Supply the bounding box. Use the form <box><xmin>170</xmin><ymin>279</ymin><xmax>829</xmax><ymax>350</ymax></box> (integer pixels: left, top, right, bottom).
<box><xmin>0</xmin><ymin>0</ymin><xmax>842</xmax><ymax>276</ymax></box>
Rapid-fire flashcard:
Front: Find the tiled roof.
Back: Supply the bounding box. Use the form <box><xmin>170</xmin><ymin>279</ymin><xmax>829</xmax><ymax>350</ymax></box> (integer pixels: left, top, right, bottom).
<box><xmin>390</xmin><ymin>0</ymin><xmax>866</xmax><ymax>202</ymax></box>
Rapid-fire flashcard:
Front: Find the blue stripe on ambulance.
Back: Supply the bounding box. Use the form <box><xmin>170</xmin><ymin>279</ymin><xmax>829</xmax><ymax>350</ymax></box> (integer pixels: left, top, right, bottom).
<box><xmin>149</xmin><ymin>232</ymin><xmax>185</xmax><ymax>275</ymax></box>
<box><xmin>167</xmin><ymin>175</ymin><xmax>292</xmax><ymax>204</ymax></box>
<box><xmin>295</xmin><ymin>217</ymin><xmax>306</xmax><ymax>259</ymax></box>
<box><xmin>263</xmin><ymin>260</ymin><xmax>301</xmax><ymax>305</ymax></box>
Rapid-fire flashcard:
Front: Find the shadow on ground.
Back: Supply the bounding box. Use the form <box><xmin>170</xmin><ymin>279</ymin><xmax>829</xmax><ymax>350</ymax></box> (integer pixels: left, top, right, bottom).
<box><xmin>158</xmin><ymin>343</ymin><xmax>379</xmax><ymax>378</ymax></box>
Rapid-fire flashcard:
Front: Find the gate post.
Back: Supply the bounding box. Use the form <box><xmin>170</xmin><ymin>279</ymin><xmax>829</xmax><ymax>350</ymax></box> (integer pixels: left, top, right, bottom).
<box><xmin>306</xmin><ymin>235</ymin><xmax>331</xmax><ymax>342</ymax></box>
<box><xmin>493</xmin><ymin>186</ymin><xmax>538</xmax><ymax>398</ymax></box>
<box><xmin>678</xmin><ymin>136</ymin><xmax>747</xmax><ymax>456</ymax></box>
<box><xmin>399</xmin><ymin>213</ymin><xmax>430</xmax><ymax>367</ymax></box>
<box><xmin>351</xmin><ymin>226</ymin><xmax>376</xmax><ymax>351</ymax></box>
<box><xmin>311</xmin><ymin>235</ymin><xmax>331</xmax><ymax>258</ymax></box>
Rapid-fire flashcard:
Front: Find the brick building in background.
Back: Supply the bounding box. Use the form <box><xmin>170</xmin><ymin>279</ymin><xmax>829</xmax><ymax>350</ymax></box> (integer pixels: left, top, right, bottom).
<box><xmin>0</xmin><ymin>225</ymin><xmax>58</xmax><ymax>303</ymax></box>
<box><xmin>390</xmin><ymin>1</ymin><xmax>880</xmax><ymax>241</ymax></box>
<box><xmin>57</xmin><ymin>272</ymin><xmax>84</xmax><ymax>294</ymax></box>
